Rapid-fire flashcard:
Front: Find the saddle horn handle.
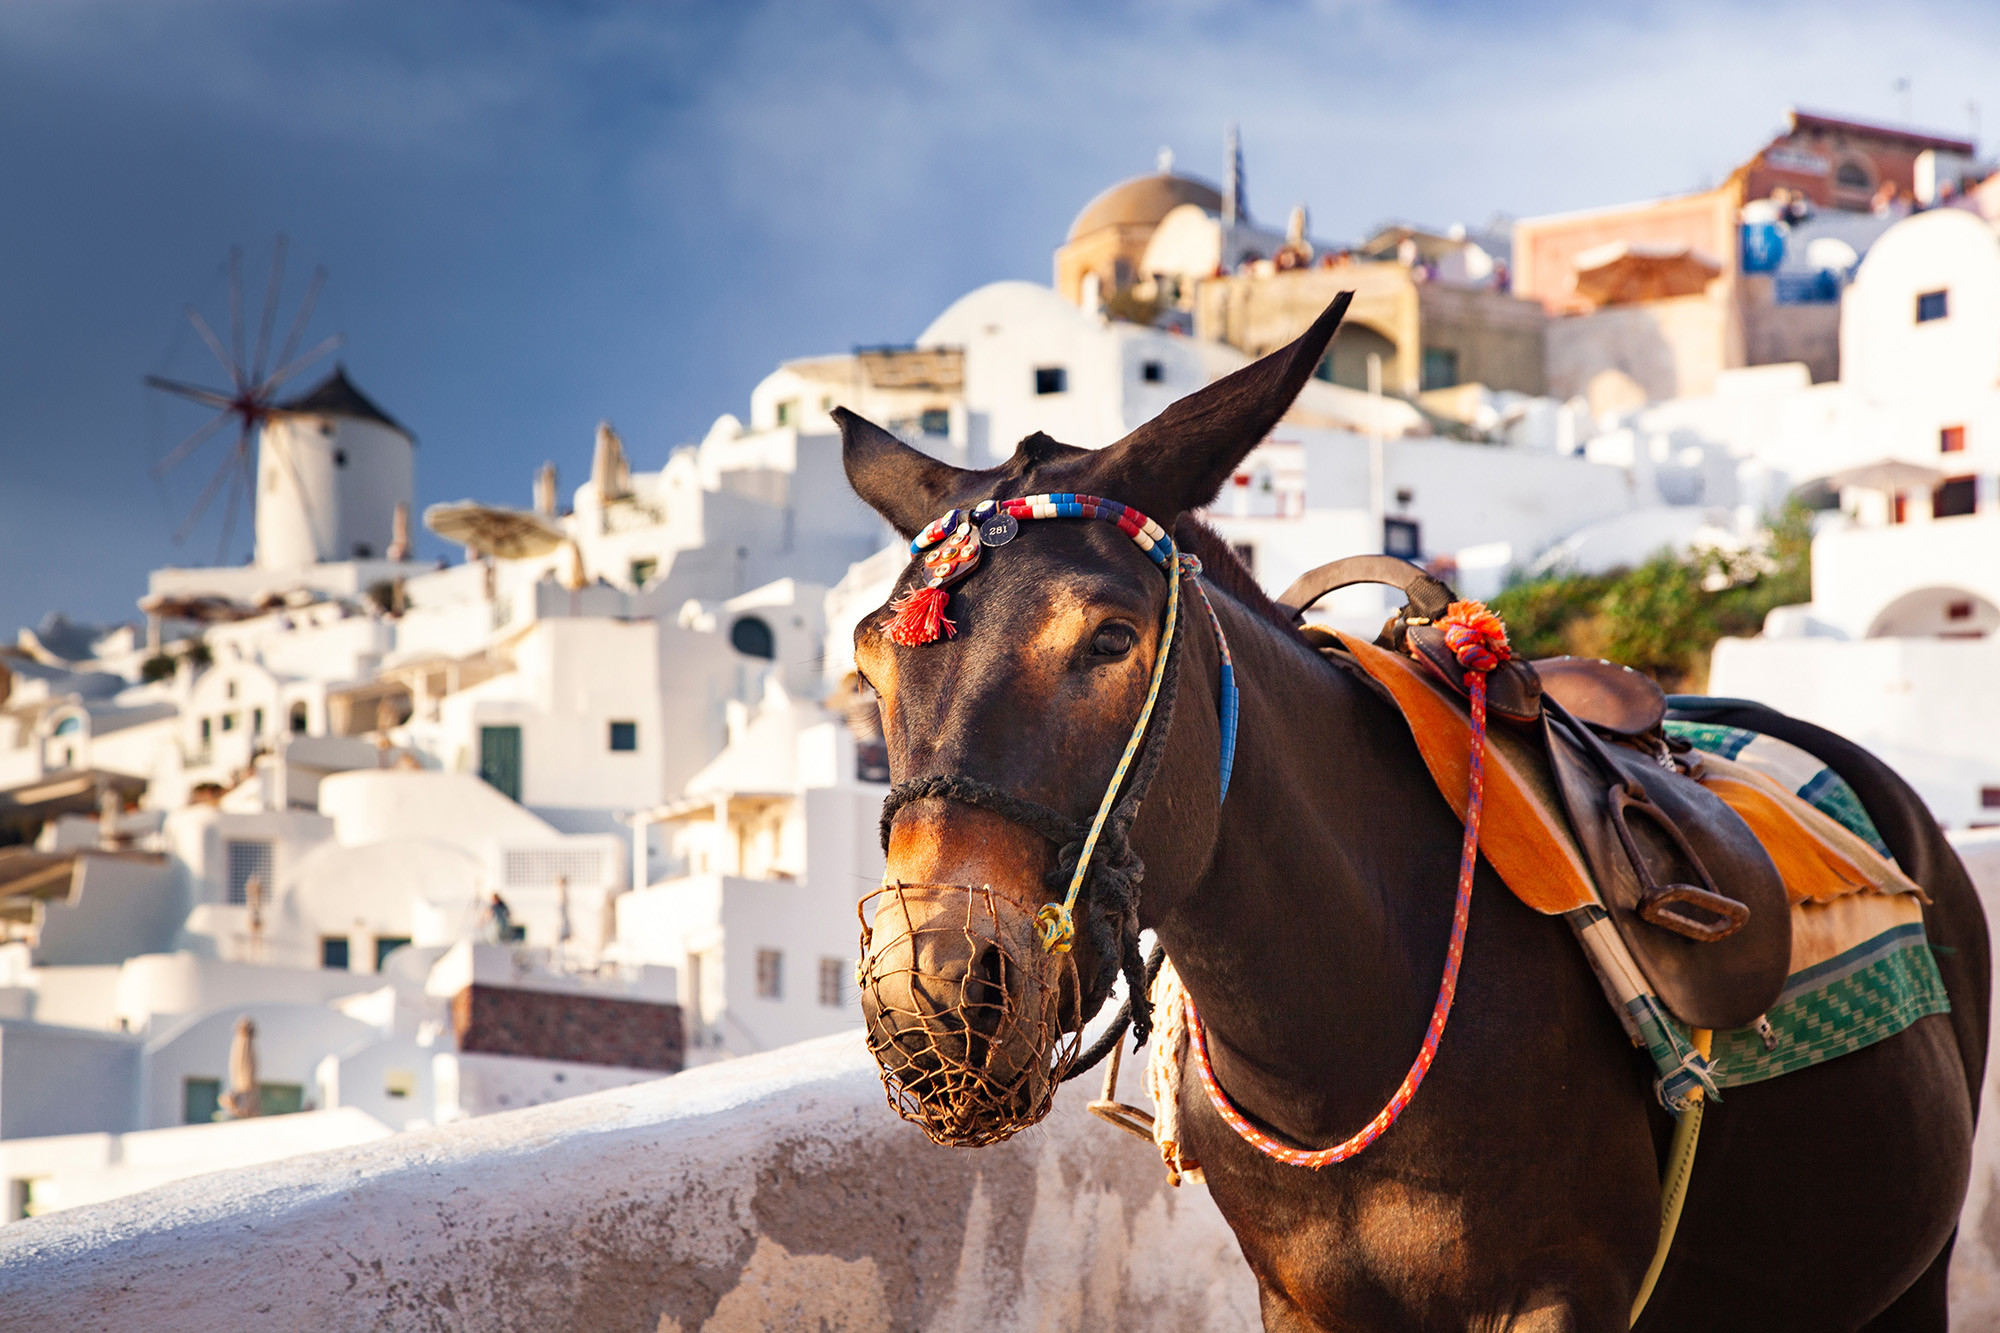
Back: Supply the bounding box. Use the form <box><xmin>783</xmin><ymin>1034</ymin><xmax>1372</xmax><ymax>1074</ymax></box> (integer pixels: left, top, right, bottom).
<box><xmin>1277</xmin><ymin>554</ymin><xmax>1456</xmax><ymax>625</ymax></box>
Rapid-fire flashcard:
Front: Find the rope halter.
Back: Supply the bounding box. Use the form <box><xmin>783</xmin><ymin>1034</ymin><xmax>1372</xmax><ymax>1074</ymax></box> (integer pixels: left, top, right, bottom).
<box><xmin>884</xmin><ymin>494</ymin><xmax>1238</xmax><ymax>958</ymax></box>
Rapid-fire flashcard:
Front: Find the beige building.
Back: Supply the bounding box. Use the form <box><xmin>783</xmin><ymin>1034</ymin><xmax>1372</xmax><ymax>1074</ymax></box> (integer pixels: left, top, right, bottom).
<box><xmin>1193</xmin><ymin>261</ymin><xmax>1546</xmax><ymax>398</ymax></box>
<box><xmin>1054</xmin><ymin>172</ymin><xmax>1225</xmax><ymax>306</ymax></box>
<box><xmin>1054</xmin><ymin>155</ymin><xmax>1546</xmax><ymax>401</ymax></box>
<box><xmin>1517</xmin><ymin>183</ymin><xmax>1844</xmax><ymax>414</ymax></box>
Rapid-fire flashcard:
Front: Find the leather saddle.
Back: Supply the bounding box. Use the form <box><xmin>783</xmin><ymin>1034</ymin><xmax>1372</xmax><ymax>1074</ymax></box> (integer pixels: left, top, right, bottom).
<box><xmin>1280</xmin><ymin>556</ymin><xmax>1789</xmax><ymax>1030</ymax></box>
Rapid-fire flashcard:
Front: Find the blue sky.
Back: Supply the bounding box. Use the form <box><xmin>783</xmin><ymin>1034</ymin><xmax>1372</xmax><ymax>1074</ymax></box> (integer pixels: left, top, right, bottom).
<box><xmin>4</xmin><ymin>0</ymin><xmax>1999</xmax><ymax>639</ymax></box>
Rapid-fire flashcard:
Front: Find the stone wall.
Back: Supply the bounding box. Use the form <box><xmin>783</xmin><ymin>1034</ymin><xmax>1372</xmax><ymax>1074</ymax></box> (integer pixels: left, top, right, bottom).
<box><xmin>0</xmin><ymin>1033</ymin><xmax>1259</xmax><ymax>1332</ymax></box>
<box><xmin>14</xmin><ymin>851</ymin><xmax>2000</xmax><ymax>1329</ymax></box>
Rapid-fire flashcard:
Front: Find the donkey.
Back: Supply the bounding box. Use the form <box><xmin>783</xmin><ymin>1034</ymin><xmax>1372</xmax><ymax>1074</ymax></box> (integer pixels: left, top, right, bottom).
<box><xmin>840</xmin><ymin>297</ymin><xmax>1988</xmax><ymax>1331</ymax></box>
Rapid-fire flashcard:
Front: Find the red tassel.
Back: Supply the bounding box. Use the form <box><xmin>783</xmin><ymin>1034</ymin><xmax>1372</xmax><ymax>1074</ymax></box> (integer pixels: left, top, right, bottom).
<box><xmin>888</xmin><ymin>586</ymin><xmax>955</xmax><ymax>645</ymax></box>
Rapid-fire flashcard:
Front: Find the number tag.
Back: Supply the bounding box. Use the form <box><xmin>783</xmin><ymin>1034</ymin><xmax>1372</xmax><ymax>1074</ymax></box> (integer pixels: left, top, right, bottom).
<box><xmin>980</xmin><ymin>513</ymin><xmax>1019</xmax><ymax>547</ymax></box>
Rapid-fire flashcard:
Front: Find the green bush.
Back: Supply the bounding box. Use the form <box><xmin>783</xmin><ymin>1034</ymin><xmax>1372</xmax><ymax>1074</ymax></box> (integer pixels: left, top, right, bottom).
<box><xmin>1487</xmin><ymin>503</ymin><xmax>1812</xmax><ymax>693</ymax></box>
<box><xmin>140</xmin><ymin>654</ymin><xmax>177</xmax><ymax>683</ymax></box>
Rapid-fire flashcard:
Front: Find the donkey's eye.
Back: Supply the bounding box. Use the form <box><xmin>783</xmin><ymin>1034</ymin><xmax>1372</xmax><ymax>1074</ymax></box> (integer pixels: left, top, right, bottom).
<box><xmin>1090</xmin><ymin>623</ymin><xmax>1138</xmax><ymax>658</ymax></box>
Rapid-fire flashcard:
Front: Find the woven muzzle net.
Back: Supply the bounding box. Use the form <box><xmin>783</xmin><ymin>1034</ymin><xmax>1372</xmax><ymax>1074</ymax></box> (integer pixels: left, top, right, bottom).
<box><xmin>857</xmin><ymin>882</ymin><xmax>1081</xmax><ymax>1147</ymax></box>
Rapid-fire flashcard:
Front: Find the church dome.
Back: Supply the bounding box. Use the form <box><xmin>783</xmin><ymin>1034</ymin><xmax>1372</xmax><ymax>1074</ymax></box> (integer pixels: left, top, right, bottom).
<box><xmin>1067</xmin><ymin>173</ymin><xmax>1223</xmax><ymax>242</ymax></box>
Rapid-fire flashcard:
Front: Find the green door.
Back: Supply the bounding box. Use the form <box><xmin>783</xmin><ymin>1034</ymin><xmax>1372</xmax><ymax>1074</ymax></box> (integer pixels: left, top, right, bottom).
<box><xmin>479</xmin><ymin>725</ymin><xmax>522</xmax><ymax>801</ymax></box>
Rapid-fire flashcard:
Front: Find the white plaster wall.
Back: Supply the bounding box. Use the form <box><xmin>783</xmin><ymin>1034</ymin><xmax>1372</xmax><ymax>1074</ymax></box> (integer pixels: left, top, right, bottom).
<box><xmin>510</xmin><ymin>618</ymin><xmax>666</xmax><ymax>819</ymax></box>
<box><xmin>1207</xmin><ymin>426</ymin><xmax>1636</xmax><ymax>601</ymax></box>
<box><xmin>1808</xmin><ymin>512</ymin><xmax>2000</xmax><ymax>638</ymax></box>
<box><xmin>141</xmin><ymin>1002</ymin><xmax>377</xmax><ymax>1129</ymax></box>
<box><xmin>435</xmin><ymin>1051</ymin><xmax>665</xmax><ymax>1121</ymax></box>
<box><xmin>0</xmin><ymin>1107</ymin><xmax>391</xmax><ymax>1218</ymax></box>
<box><xmin>1845</xmin><ymin>210</ymin><xmax>2000</xmax><ymax>410</ymax></box>
<box><xmin>110</xmin><ymin>954</ymin><xmax>377</xmax><ymax>1035</ymax></box>
<box><xmin>30</xmin><ymin>856</ymin><xmax>184</xmax><ymax>968</ymax></box>
<box><xmin>317</xmin><ymin>770</ymin><xmax>552</xmax><ymax>847</ymax></box>
<box><xmin>918</xmin><ymin>281</ymin><xmax>1209</xmax><ymax>463</ymax></box>
<box><xmin>283</xmin><ymin>836</ymin><xmax>486</xmax><ymax>957</ymax></box>
<box><xmin>1708</xmin><ymin>634</ymin><xmax>2000</xmax><ymax>829</ymax></box>
<box><xmin>316</xmin><ymin>1034</ymin><xmax>438</xmax><ymax>1130</ymax></box>
<box><xmin>0</xmin><ymin>1033</ymin><xmax>1259</xmax><ymax>1332</ymax></box>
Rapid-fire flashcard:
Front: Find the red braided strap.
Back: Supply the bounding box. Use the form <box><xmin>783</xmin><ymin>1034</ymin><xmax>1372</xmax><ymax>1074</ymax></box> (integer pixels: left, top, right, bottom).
<box><xmin>1189</xmin><ymin>647</ymin><xmax>1496</xmax><ymax>1168</ymax></box>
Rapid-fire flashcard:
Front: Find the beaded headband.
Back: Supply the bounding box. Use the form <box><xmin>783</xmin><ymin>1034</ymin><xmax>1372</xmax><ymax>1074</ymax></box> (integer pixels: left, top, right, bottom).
<box><xmin>888</xmin><ymin>494</ymin><xmax>1173</xmax><ymax>645</ymax></box>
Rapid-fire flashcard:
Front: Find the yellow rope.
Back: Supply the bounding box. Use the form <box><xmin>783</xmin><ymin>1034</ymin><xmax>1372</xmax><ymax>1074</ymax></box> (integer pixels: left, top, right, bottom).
<box><xmin>1629</xmin><ymin>1027</ymin><xmax>1711</xmax><ymax>1326</ymax></box>
<box><xmin>1036</xmin><ymin>558</ymin><xmax>1183</xmax><ymax>953</ymax></box>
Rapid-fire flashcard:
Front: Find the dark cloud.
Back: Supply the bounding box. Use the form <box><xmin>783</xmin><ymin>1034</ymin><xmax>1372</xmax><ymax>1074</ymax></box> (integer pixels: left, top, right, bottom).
<box><xmin>2</xmin><ymin>0</ymin><xmax>1996</xmax><ymax>636</ymax></box>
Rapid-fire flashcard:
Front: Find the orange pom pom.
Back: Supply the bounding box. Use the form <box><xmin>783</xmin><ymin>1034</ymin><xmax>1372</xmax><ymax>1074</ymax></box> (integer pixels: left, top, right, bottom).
<box><xmin>1440</xmin><ymin>599</ymin><xmax>1510</xmax><ymax>672</ymax></box>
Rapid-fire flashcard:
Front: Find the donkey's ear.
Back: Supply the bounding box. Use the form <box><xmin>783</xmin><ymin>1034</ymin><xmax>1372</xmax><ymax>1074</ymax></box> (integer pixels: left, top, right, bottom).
<box><xmin>836</xmin><ymin>407</ymin><xmax>970</xmax><ymax>537</ymax></box>
<box><xmin>1083</xmin><ymin>292</ymin><xmax>1352</xmax><ymax>519</ymax></box>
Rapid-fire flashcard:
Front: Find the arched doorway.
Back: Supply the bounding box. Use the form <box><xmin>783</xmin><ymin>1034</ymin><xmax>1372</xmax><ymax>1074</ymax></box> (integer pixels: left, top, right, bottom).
<box><xmin>1317</xmin><ymin>322</ymin><xmax>1399</xmax><ymax>392</ymax></box>
<box><xmin>1866</xmin><ymin>586</ymin><xmax>2000</xmax><ymax>638</ymax></box>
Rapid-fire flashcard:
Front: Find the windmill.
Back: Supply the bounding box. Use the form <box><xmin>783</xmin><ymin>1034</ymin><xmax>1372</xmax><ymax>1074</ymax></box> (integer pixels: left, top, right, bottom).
<box><xmin>146</xmin><ymin>237</ymin><xmax>343</xmax><ymax>563</ymax></box>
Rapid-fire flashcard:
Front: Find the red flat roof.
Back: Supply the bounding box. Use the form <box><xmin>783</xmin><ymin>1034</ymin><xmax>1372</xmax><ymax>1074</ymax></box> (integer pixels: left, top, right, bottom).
<box><xmin>1789</xmin><ymin>108</ymin><xmax>1975</xmax><ymax>156</ymax></box>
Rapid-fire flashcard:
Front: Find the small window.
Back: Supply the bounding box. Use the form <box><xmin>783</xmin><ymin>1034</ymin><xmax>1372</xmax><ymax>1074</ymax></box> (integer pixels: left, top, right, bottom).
<box><xmin>630</xmin><ymin>557</ymin><xmax>658</xmax><ymax>587</ymax></box>
<box><xmin>1934</xmin><ymin>476</ymin><xmax>1977</xmax><ymax>518</ymax></box>
<box><xmin>919</xmin><ymin>408</ymin><xmax>950</xmax><ymax>436</ymax></box>
<box><xmin>818</xmin><ymin>957</ymin><xmax>848</xmax><ymax>1007</ymax></box>
<box><xmin>226</xmin><ymin>680</ymin><xmax>238</xmax><ymax>700</ymax></box>
<box><xmin>1949</xmin><ymin>600</ymin><xmax>1975</xmax><ymax>622</ymax></box>
<box><xmin>200</xmin><ymin>717</ymin><xmax>212</xmax><ymax>742</ymax></box>
<box><xmin>1420</xmin><ymin>346</ymin><xmax>1460</xmax><ymax>392</ymax></box>
<box><xmin>608</xmin><ymin>720</ymin><xmax>638</xmax><ymax>752</ymax></box>
<box><xmin>251</xmin><ymin>707</ymin><xmax>264</xmax><ymax>735</ymax></box>
<box><xmin>225</xmin><ymin>839</ymin><xmax>274</xmax><ymax>906</ymax></box>
<box><xmin>1983</xmin><ymin>786</ymin><xmax>2000</xmax><ymax>810</ymax></box>
<box><xmin>374</xmin><ymin>936</ymin><xmax>411</xmax><ymax>970</ymax></box>
<box><xmin>51</xmin><ymin>716</ymin><xmax>80</xmax><ymax>737</ymax></box>
<box><xmin>1835</xmin><ymin>160</ymin><xmax>1872</xmax><ymax>190</ymax></box>
<box><xmin>1941</xmin><ymin>425</ymin><xmax>1966</xmax><ymax>453</ymax></box>
<box><xmin>1229</xmin><ymin>542</ymin><xmax>1257</xmax><ymax>576</ymax></box>
<box><xmin>1384</xmin><ymin>517</ymin><xmax>1422</xmax><ymax>560</ymax></box>
<box><xmin>221</xmin><ymin>712</ymin><xmax>236</xmax><ymax>732</ymax></box>
<box><xmin>259</xmin><ymin>1083</ymin><xmax>305</xmax><ymax>1116</ymax></box>
<box><xmin>322</xmin><ymin>936</ymin><xmax>350</xmax><ymax>970</ymax></box>
<box><xmin>1395</xmin><ymin>488</ymin><xmax>1415</xmax><ymax>507</ymax></box>
<box><xmin>1917</xmin><ymin>289</ymin><xmax>1949</xmax><ymax>323</ymax></box>
<box><xmin>333</xmin><ymin>449</ymin><xmax>348</xmax><ymax>468</ymax></box>
<box><xmin>775</xmin><ymin>399</ymin><xmax>796</xmax><ymax>427</ymax></box>
<box><xmin>384</xmin><ymin>1069</ymin><xmax>417</xmax><ymax>1099</ymax></box>
<box><xmin>289</xmin><ymin>702</ymin><xmax>308</xmax><ymax>734</ymax></box>
<box><xmin>184</xmin><ymin>1076</ymin><xmax>222</xmax><ymax>1125</ymax></box>
<box><xmin>730</xmin><ymin>616</ymin><xmax>775</xmax><ymax>659</ymax></box>
<box><xmin>756</xmin><ymin>948</ymin><xmax>783</xmax><ymax>1000</ymax></box>
<box><xmin>1141</xmin><ymin>360</ymin><xmax>1165</xmax><ymax>383</ymax></box>
<box><xmin>1034</xmin><ymin>366</ymin><xmax>1067</xmax><ymax>396</ymax></box>
<box><xmin>7</xmin><ymin>1177</ymin><xmax>45</xmax><ymax>1222</ymax></box>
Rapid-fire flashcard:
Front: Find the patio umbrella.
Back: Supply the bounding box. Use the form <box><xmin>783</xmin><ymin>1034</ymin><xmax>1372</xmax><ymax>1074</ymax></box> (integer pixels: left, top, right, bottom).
<box><xmin>1829</xmin><ymin>459</ymin><xmax>1946</xmax><ymax>493</ymax></box>
<box><xmin>1572</xmin><ymin>241</ymin><xmax>1721</xmax><ymax>306</ymax></box>
<box><xmin>423</xmin><ymin>502</ymin><xmax>565</xmax><ymax>560</ymax></box>
<box><xmin>220</xmin><ymin>1016</ymin><xmax>261</xmax><ymax>1120</ymax></box>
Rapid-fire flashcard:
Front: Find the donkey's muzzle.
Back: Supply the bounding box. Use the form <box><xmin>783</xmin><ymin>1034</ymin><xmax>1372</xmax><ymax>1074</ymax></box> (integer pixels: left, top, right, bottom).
<box><xmin>857</xmin><ymin>882</ymin><xmax>1080</xmax><ymax>1147</ymax></box>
